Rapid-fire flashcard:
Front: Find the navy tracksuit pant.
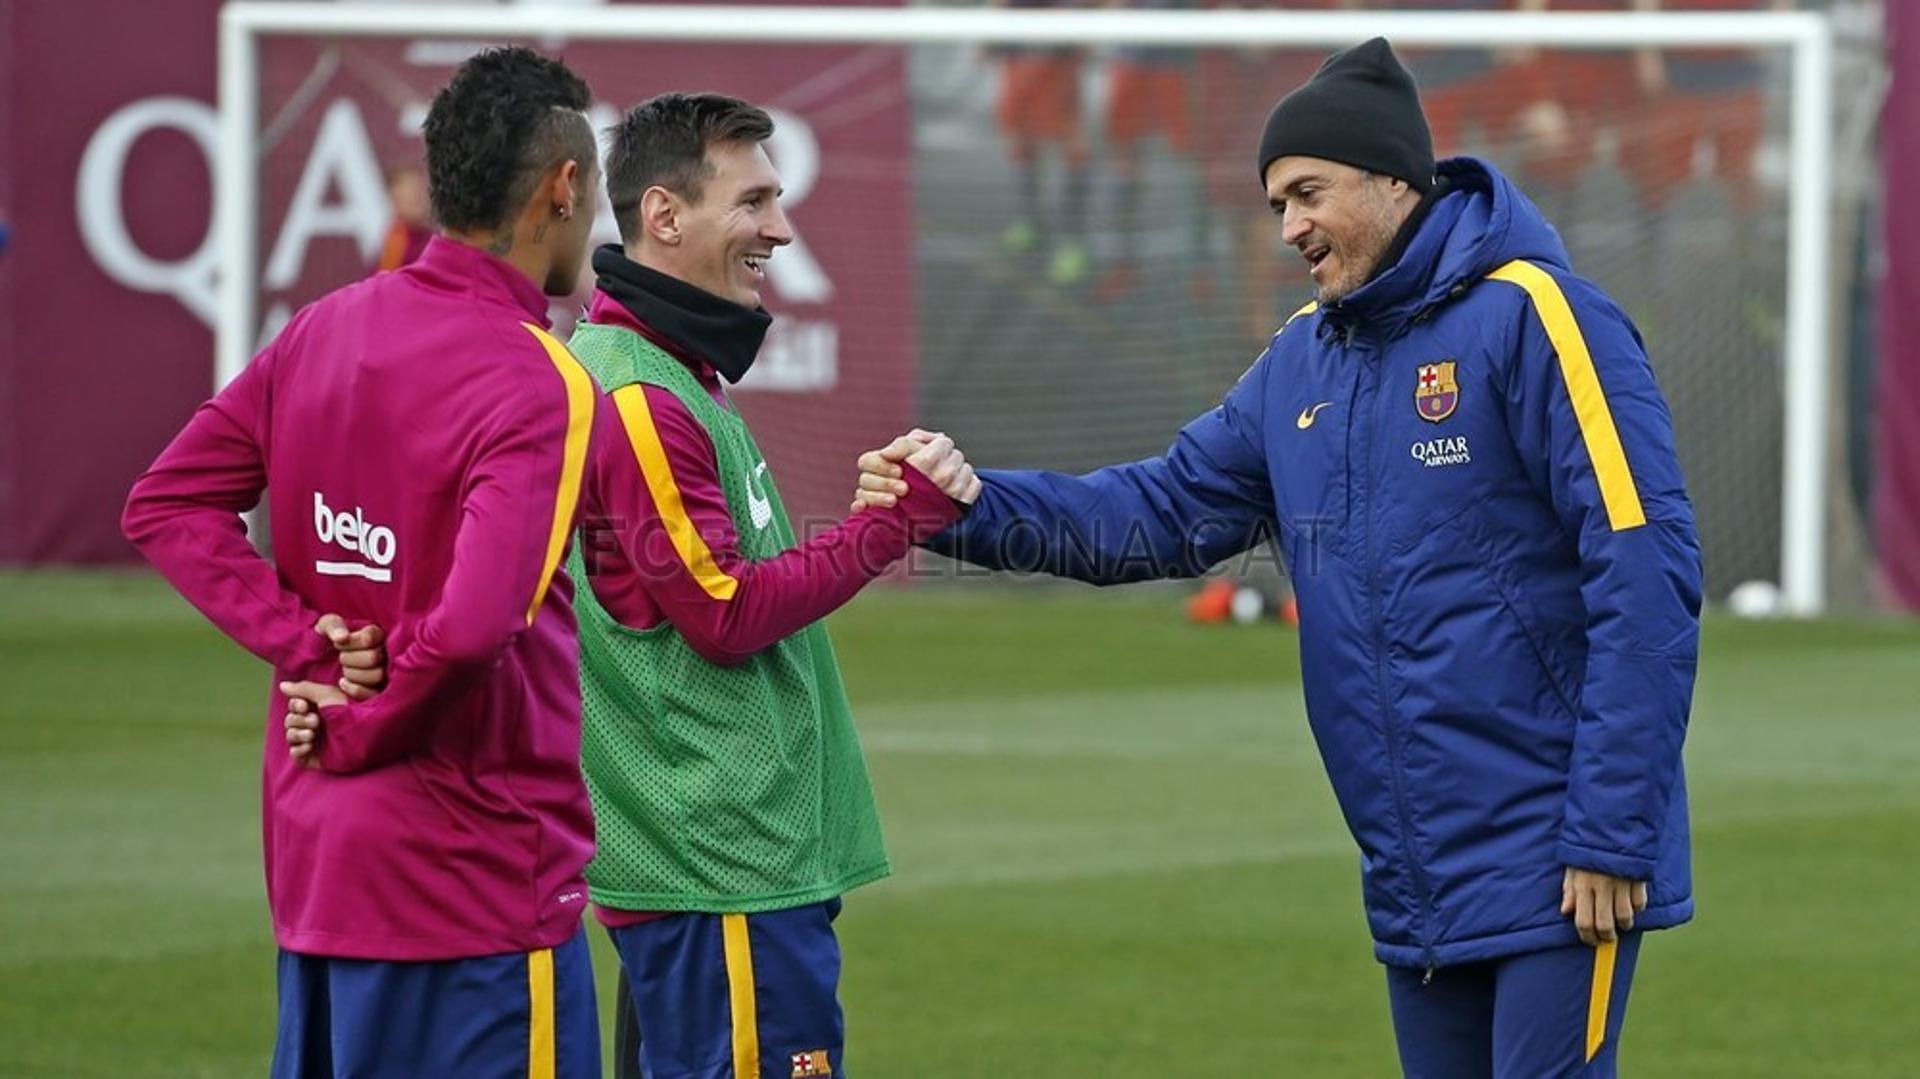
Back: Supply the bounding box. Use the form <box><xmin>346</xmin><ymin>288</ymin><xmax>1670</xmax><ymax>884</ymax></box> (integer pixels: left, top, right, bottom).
<box><xmin>1385</xmin><ymin>933</ymin><xmax>1644</xmax><ymax>1079</ymax></box>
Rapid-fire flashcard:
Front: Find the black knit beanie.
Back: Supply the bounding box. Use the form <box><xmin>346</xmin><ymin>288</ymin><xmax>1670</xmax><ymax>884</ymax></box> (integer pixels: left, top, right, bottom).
<box><xmin>1257</xmin><ymin>37</ymin><xmax>1433</xmax><ymax>193</ymax></box>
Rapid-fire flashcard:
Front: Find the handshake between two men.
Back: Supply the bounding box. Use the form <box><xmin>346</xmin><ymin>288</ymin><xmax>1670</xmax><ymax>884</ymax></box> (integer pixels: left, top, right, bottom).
<box><xmin>278</xmin><ymin>420</ymin><xmax>1653</xmax><ymax>952</ymax></box>
<box><xmin>851</xmin><ymin>428</ymin><xmax>979</xmax><ymax>512</ymax></box>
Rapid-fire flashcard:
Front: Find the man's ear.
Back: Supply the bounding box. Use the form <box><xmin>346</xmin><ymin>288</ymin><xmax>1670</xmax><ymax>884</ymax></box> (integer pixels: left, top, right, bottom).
<box><xmin>639</xmin><ymin>185</ymin><xmax>680</xmax><ymax>246</ymax></box>
<box><xmin>550</xmin><ymin>160</ymin><xmax>582</xmax><ymax>218</ymax></box>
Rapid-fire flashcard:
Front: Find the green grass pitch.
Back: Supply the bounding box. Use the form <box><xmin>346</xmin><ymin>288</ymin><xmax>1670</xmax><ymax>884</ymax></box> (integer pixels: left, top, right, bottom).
<box><xmin>2</xmin><ymin>570</ymin><xmax>1916</xmax><ymax>1077</ymax></box>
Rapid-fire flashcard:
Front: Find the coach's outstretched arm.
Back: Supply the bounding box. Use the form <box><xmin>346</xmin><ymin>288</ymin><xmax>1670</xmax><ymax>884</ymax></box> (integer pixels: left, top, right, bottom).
<box><xmin>858</xmin><ymin>361</ymin><xmax>1277</xmax><ymax>584</ymax></box>
<box><xmin>1491</xmin><ymin>263</ymin><xmax>1705</xmax><ymax>944</ymax></box>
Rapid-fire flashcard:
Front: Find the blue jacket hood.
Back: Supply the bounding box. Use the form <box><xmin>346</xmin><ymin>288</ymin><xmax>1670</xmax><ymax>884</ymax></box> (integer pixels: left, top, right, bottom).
<box><xmin>1334</xmin><ymin>157</ymin><xmax>1572</xmax><ymax>326</ymax></box>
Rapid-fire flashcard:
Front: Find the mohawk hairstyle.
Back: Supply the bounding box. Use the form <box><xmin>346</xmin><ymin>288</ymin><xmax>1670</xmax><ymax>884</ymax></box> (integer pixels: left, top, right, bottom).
<box><xmin>421</xmin><ymin>46</ymin><xmax>594</xmax><ymax>233</ymax></box>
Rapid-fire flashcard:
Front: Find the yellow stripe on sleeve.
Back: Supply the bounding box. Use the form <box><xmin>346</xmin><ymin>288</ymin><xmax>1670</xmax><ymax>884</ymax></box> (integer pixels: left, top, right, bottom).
<box><xmin>722</xmin><ymin>913</ymin><xmax>761</xmax><ymax>1078</ymax></box>
<box><xmin>1486</xmin><ymin>261</ymin><xmax>1647</xmax><ymax>532</ymax></box>
<box><xmin>609</xmin><ymin>383</ymin><xmax>740</xmax><ymax>601</ymax></box>
<box><xmin>527</xmin><ymin>946</ymin><xmax>556</xmax><ymax>1079</ymax></box>
<box><xmin>521</xmin><ymin>324</ymin><xmax>596</xmax><ymax>625</ymax></box>
<box><xmin>1265</xmin><ymin>301</ymin><xmax>1318</xmax><ymax>349</ymax></box>
<box><xmin>1585</xmin><ymin>937</ymin><xmax>1619</xmax><ymax>1062</ymax></box>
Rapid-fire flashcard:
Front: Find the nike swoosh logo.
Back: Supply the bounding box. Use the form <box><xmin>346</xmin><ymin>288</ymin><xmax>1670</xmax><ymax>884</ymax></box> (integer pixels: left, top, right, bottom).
<box><xmin>1296</xmin><ymin>402</ymin><xmax>1334</xmax><ymax>429</ymax></box>
<box><xmin>746</xmin><ymin>461</ymin><xmax>774</xmax><ymax>530</ymax></box>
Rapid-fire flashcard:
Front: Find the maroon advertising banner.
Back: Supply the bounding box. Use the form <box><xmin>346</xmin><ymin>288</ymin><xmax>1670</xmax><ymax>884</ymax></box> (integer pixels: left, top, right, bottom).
<box><xmin>1876</xmin><ymin>0</ymin><xmax>1920</xmax><ymax>609</ymax></box>
<box><xmin>1</xmin><ymin>0</ymin><xmax>917</xmax><ymax>563</ymax></box>
<box><xmin>2</xmin><ymin>0</ymin><xmax>224</xmax><ymax>562</ymax></box>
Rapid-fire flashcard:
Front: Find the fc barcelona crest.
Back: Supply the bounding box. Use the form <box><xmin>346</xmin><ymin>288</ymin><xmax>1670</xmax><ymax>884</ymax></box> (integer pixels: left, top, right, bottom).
<box><xmin>1415</xmin><ymin>361</ymin><xmax>1459</xmax><ymax>423</ymax></box>
<box><xmin>792</xmin><ymin>1050</ymin><xmax>833</xmax><ymax>1078</ymax></box>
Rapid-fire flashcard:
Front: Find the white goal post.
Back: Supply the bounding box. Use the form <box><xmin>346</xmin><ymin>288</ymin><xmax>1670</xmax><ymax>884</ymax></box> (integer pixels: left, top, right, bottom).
<box><xmin>216</xmin><ymin>3</ymin><xmax>1837</xmax><ymax>614</ymax></box>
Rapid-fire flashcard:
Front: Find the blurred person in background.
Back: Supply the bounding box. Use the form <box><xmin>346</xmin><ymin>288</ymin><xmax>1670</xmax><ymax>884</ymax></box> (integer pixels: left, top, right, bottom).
<box><xmin>993</xmin><ymin>0</ymin><xmax>1095</xmax><ymax>284</ymax></box>
<box><xmin>373</xmin><ymin>161</ymin><xmax>434</xmax><ymax>272</ymax></box>
<box><xmin>1624</xmin><ymin>0</ymin><xmax>1788</xmax><ymax>214</ymax></box>
<box><xmin>123</xmin><ymin>47</ymin><xmax>605</xmax><ymax>1078</ymax></box>
<box><xmin>1196</xmin><ymin>0</ymin><xmax>1354</xmax><ymax>349</ymax></box>
<box><xmin>1092</xmin><ymin>0</ymin><xmax>1209</xmax><ymax>302</ymax></box>
<box><xmin>1526</xmin><ymin>0</ymin><xmax>1644</xmax><ymax>197</ymax></box>
<box><xmin>859</xmin><ymin>38</ymin><xmax>1702</xmax><ymax>1079</ymax></box>
<box><xmin>1388</xmin><ymin>0</ymin><xmax>1557</xmax><ymax>162</ymax></box>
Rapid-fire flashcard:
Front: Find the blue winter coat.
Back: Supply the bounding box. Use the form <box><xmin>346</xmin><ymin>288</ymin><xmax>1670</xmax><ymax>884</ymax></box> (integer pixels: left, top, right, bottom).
<box><xmin>927</xmin><ymin>157</ymin><xmax>1704</xmax><ymax>969</ymax></box>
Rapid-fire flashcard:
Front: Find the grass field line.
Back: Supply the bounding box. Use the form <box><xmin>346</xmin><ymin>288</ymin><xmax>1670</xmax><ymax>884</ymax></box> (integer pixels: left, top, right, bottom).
<box><xmin>864</xmin><ymin>726</ymin><xmax>1920</xmax><ymax>780</ymax></box>
<box><xmin>861</xmin><ymin>726</ymin><xmax>1297</xmax><ymax>762</ymax></box>
<box><xmin>873</xmin><ymin>800</ymin><xmax>1920</xmax><ymax>896</ymax></box>
<box><xmin>2</xmin><ymin>914</ymin><xmax>268</xmax><ymax>966</ymax></box>
<box><xmin>875</xmin><ymin>834</ymin><xmax>1354</xmax><ymax>894</ymax></box>
<box><xmin>855</xmin><ymin>683</ymin><xmax>1308</xmax><ymax>738</ymax></box>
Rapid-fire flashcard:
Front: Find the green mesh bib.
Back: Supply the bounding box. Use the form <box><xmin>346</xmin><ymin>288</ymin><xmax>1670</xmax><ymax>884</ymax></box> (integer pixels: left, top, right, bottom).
<box><xmin>565</xmin><ymin>321</ymin><xmax>888</xmax><ymax>912</ymax></box>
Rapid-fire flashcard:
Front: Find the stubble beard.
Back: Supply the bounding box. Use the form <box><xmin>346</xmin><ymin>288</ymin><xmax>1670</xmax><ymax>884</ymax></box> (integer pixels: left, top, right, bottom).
<box><xmin>1315</xmin><ymin>197</ymin><xmax>1403</xmax><ymax>304</ymax></box>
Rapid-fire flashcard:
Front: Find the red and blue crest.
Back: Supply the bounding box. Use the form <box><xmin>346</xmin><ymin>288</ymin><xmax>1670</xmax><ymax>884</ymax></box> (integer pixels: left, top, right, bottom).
<box><xmin>1416</xmin><ymin>361</ymin><xmax>1459</xmax><ymax>423</ymax></box>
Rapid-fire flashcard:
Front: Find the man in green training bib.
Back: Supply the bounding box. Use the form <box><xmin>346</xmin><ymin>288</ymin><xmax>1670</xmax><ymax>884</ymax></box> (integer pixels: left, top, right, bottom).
<box><xmin>567</xmin><ymin>92</ymin><xmax>977</xmax><ymax>1079</ymax></box>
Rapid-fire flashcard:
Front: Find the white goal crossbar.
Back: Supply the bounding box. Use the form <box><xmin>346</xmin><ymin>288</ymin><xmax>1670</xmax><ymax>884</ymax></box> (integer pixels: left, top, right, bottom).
<box><xmin>217</xmin><ymin>4</ymin><xmax>1837</xmax><ymax>614</ymax></box>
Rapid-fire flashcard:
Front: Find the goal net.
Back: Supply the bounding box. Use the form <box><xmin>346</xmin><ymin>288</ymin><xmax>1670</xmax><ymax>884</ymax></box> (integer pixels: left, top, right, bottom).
<box><xmin>218</xmin><ymin>3</ymin><xmax>1842</xmax><ymax>610</ymax></box>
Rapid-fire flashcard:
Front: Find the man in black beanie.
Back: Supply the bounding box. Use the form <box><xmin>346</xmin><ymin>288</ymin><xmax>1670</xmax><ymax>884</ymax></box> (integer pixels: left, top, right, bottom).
<box><xmin>1257</xmin><ymin>36</ymin><xmax>1437</xmax><ymax>303</ymax></box>
<box><xmin>856</xmin><ymin>36</ymin><xmax>1700</xmax><ymax>1079</ymax></box>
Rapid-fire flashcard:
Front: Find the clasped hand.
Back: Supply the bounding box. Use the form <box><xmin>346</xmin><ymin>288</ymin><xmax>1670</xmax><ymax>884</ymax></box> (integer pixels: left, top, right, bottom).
<box><xmin>850</xmin><ymin>428</ymin><xmax>981</xmax><ymax>512</ymax></box>
<box><xmin>280</xmin><ymin>614</ymin><xmax>387</xmax><ymax>769</ymax></box>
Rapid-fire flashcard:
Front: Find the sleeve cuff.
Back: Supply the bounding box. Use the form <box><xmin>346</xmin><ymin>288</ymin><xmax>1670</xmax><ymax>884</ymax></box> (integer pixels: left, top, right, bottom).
<box><xmin>1556</xmin><ymin>840</ymin><xmax>1656</xmax><ymax>882</ymax></box>
<box><xmin>894</xmin><ymin>465</ymin><xmax>965</xmax><ymax>542</ymax></box>
<box><xmin>916</xmin><ymin>475</ymin><xmax>995</xmax><ymax>556</ymax></box>
<box><xmin>279</xmin><ymin>625</ymin><xmax>338</xmax><ymax>683</ymax></box>
<box><xmin>314</xmin><ymin>703</ymin><xmax>376</xmax><ymax>775</ymax></box>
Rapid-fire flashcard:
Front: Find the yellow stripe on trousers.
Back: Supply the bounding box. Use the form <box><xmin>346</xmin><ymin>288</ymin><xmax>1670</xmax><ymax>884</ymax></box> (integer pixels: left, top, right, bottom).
<box><xmin>527</xmin><ymin>947</ymin><xmax>556</xmax><ymax>1079</ymax></box>
<box><xmin>723</xmin><ymin>914</ymin><xmax>761</xmax><ymax>1077</ymax></box>
<box><xmin>1485</xmin><ymin>260</ymin><xmax>1647</xmax><ymax>532</ymax></box>
<box><xmin>520</xmin><ymin>323</ymin><xmax>598</xmax><ymax>625</ymax></box>
<box><xmin>1586</xmin><ymin>938</ymin><xmax>1619</xmax><ymax>1063</ymax></box>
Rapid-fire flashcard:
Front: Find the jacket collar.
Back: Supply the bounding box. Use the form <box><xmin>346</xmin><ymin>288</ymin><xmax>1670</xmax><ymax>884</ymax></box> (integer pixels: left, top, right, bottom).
<box><xmin>1317</xmin><ymin>157</ymin><xmax>1569</xmax><ymax>335</ymax></box>
<box><xmin>406</xmin><ymin>235</ymin><xmax>553</xmax><ymax>326</ymax></box>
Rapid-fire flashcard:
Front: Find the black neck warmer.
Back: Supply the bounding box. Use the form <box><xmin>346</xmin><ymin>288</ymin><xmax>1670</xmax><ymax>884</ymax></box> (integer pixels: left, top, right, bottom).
<box><xmin>592</xmin><ymin>245</ymin><xmax>772</xmax><ymax>384</ymax></box>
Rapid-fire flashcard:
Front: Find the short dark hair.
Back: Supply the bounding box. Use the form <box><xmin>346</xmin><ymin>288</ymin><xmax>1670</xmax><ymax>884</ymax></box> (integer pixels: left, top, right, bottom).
<box><xmin>422</xmin><ymin>47</ymin><xmax>594</xmax><ymax>233</ymax></box>
<box><xmin>604</xmin><ymin>92</ymin><xmax>775</xmax><ymax>245</ymax></box>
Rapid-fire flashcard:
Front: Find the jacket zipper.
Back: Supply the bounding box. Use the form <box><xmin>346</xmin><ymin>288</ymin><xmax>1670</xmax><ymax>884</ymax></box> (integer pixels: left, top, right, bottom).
<box><xmin>1351</xmin><ymin>322</ymin><xmax>1439</xmax><ymax>975</ymax></box>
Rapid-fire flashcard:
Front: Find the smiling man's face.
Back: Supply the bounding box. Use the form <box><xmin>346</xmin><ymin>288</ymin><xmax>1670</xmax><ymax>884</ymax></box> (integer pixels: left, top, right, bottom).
<box><xmin>1264</xmin><ymin>156</ymin><xmax>1409</xmax><ymax>304</ymax></box>
<box><xmin>674</xmin><ymin>139</ymin><xmax>792</xmax><ymax>308</ymax></box>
